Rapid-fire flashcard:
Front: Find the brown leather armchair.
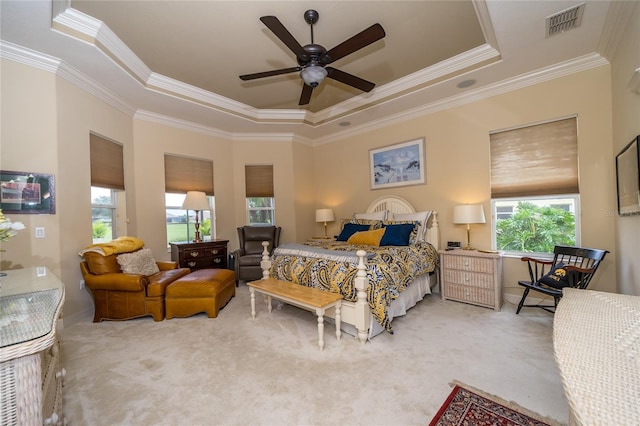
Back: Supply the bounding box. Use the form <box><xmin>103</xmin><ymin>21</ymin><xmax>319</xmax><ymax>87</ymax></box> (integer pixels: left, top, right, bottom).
<box><xmin>232</xmin><ymin>226</ymin><xmax>281</xmax><ymax>283</ymax></box>
<box><xmin>80</xmin><ymin>252</ymin><xmax>190</xmax><ymax>322</ymax></box>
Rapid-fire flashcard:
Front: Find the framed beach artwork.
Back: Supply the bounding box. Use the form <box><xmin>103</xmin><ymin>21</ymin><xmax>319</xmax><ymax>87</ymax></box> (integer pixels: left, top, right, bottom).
<box><xmin>616</xmin><ymin>135</ymin><xmax>640</xmax><ymax>216</ymax></box>
<box><xmin>0</xmin><ymin>170</ymin><xmax>56</xmax><ymax>214</ymax></box>
<box><xmin>369</xmin><ymin>138</ymin><xmax>425</xmax><ymax>190</ymax></box>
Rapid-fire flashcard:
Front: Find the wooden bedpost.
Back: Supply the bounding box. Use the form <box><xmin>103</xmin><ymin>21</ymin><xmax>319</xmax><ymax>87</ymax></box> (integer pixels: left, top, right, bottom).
<box><xmin>260</xmin><ymin>241</ymin><xmax>271</xmax><ymax>279</ymax></box>
<box><xmin>354</xmin><ymin>250</ymin><xmax>370</xmax><ymax>343</ymax></box>
<box><xmin>428</xmin><ymin>211</ymin><xmax>440</xmax><ymax>250</ymax></box>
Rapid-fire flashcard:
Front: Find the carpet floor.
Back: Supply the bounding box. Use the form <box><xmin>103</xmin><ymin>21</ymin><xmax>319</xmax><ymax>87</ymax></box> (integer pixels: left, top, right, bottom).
<box><xmin>60</xmin><ymin>284</ymin><xmax>568</xmax><ymax>425</ymax></box>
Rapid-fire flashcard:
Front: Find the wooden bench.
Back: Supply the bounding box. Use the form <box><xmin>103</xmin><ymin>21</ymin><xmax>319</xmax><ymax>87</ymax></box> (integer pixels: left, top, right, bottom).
<box><xmin>247</xmin><ymin>278</ymin><xmax>343</xmax><ymax>350</ymax></box>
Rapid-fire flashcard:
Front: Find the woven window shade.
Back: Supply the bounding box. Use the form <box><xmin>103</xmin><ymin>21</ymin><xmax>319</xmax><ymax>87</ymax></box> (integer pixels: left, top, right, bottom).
<box><xmin>90</xmin><ymin>133</ymin><xmax>125</xmax><ymax>190</ymax></box>
<box><xmin>164</xmin><ymin>154</ymin><xmax>214</xmax><ymax>195</ymax></box>
<box><xmin>245</xmin><ymin>165</ymin><xmax>274</xmax><ymax>197</ymax></box>
<box><xmin>490</xmin><ymin>117</ymin><xmax>578</xmax><ymax>198</ymax></box>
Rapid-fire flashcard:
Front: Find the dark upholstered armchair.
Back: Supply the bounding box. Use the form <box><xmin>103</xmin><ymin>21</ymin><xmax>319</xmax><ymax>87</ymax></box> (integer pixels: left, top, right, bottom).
<box><xmin>232</xmin><ymin>226</ymin><xmax>281</xmax><ymax>284</ymax></box>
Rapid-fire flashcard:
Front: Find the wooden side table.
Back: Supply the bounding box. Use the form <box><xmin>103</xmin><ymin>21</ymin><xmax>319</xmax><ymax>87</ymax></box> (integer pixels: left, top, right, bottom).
<box><xmin>170</xmin><ymin>240</ymin><xmax>229</xmax><ymax>270</ymax></box>
<box><xmin>439</xmin><ymin>249</ymin><xmax>503</xmax><ymax>310</ymax></box>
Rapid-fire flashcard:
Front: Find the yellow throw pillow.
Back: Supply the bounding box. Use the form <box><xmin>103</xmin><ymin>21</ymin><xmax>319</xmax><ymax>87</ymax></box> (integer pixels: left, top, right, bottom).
<box><xmin>347</xmin><ymin>228</ymin><xmax>385</xmax><ymax>247</ymax></box>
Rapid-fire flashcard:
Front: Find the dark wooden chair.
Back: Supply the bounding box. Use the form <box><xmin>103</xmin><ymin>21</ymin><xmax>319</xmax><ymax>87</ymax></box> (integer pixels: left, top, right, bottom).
<box><xmin>516</xmin><ymin>245</ymin><xmax>608</xmax><ymax>314</ymax></box>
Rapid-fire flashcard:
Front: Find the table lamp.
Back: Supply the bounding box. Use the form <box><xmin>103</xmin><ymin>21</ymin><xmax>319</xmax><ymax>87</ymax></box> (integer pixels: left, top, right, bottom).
<box><xmin>453</xmin><ymin>204</ymin><xmax>486</xmax><ymax>250</ymax></box>
<box><xmin>315</xmin><ymin>208</ymin><xmax>335</xmax><ymax>238</ymax></box>
<box><xmin>182</xmin><ymin>191</ymin><xmax>210</xmax><ymax>243</ymax></box>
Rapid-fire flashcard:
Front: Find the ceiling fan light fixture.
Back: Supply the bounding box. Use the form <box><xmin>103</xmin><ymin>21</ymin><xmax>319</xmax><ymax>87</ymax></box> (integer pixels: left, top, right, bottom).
<box><xmin>300</xmin><ymin>65</ymin><xmax>328</xmax><ymax>87</ymax></box>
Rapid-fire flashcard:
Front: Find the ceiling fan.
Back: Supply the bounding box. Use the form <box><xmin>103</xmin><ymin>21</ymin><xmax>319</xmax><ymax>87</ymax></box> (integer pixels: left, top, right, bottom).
<box><xmin>239</xmin><ymin>9</ymin><xmax>386</xmax><ymax>106</ymax></box>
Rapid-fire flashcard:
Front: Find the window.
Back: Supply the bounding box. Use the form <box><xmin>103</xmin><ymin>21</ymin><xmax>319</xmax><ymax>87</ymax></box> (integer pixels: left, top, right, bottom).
<box><xmin>91</xmin><ymin>186</ymin><xmax>118</xmax><ymax>243</ymax></box>
<box><xmin>492</xmin><ymin>196</ymin><xmax>580</xmax><ymax>254</ymax></box>
<box><xmin>247</xmin><ymin>197</ymin><xmax>275</xmax><ymax>225</ymax></box>
<box><xmin>165</xmin><ymin>193</ymin><xmax>215</xmax><ymax>245</ymax></box>
<box><xmin>164</xmin><ymin>154</ymin><xmax>215</xmax><ymax>246</ymax></box>
<box><xmin>90</xmin><ymin>133</ymin><xmax>125</xmax><ymax>243</ymax></box>
<box><xmin>245</xmin><ymin>165</ymin><xmax>275</xmax><ymax>225</ymax></box>
<box><xmin>490</xmin><ymin>117</ymin><xmax>579</xmax><ymax>255</ymax></box>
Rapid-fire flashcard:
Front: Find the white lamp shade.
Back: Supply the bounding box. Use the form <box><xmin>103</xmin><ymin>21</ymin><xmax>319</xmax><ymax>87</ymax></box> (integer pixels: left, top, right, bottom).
<box><xmin>300</xmin><ymin>66</ymin><xmax>328</xmax><ymax>87</ymax></box>
<box><xmin>182</xmin><ymin>191</ymin><xmax>210</xmax><ymax>211</ymax></box>
<box><xmin>453</xmin><ymin>204</ymin><xmax>486</xmax><ymax>224</ymax></box>
<box><xmin>315</xmin><ymin>208</ymin><xmax>335</xmax><ymax>223</ymax></box>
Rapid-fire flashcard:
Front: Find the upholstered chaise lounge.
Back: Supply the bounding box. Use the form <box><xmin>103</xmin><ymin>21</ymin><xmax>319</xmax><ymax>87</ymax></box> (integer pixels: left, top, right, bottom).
<box><xmin>80</xmin><ymin>251</ymin><xmax>190</xmax><ymax>322</ymax></box>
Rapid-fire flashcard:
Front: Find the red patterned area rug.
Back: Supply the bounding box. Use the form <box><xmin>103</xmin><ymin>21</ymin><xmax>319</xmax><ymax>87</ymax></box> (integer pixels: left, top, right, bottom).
<box><xmin>429</xmin><ymin>383</ymin><xmax>562</xmax><ymax>426</ymax></box>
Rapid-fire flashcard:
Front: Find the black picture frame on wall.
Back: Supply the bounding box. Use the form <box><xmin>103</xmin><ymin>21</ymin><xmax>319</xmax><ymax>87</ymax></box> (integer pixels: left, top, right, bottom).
<box><xmin>616</xmin><ymin>135</ymin><xmax>640</xmax><ymax>216</ymax></box>
<box><xmin>0</xmin><ymin>170</ymin><xmax>55</xmax><ymax>214</ymax></box>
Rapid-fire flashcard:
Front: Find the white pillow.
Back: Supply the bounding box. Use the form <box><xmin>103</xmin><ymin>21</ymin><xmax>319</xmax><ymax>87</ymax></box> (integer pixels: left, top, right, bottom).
<box><xmin>354</xmin><ymin>211</ymin><xmax>387</xmax><ymax>221</ymax></box>
<box><xmin>392</xmin><ymin>211</ymin><xmax>432</xmax><ymax>241</ymax></box>
<box><xmin>117</xmin><ymin>248</ymin><xmax>160</xmax><ymax>276</ymax></box>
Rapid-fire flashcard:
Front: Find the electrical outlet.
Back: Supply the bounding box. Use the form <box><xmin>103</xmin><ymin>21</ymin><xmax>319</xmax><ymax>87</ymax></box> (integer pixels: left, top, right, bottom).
<box><xmin>35</xmin><ymin>227</ymin><xmax>45</xmax><ymax>238</ymax></box>
<box><xmin>80</xmin><ymin>279</ymin><xmax>85</xmax><ymax>290</ymax></box>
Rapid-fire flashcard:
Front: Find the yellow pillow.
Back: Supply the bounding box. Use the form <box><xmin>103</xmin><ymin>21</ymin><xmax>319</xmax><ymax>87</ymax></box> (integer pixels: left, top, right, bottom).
<box><xmin>347</xmin><ymin>228</ymin><xmax>385</xmax><ymax>247</ymax></box>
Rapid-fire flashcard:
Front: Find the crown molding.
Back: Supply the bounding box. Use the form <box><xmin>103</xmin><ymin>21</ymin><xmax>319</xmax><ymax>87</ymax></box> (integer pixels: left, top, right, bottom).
<box><xmin>311</xmin><ymin>43</ymin><xmax>500</xmax><ymax>124</ymax></box>
<box><xmin>473</xmin><ymin>0</ymin><xmax>499</xmax><ymax>52</ymax></box>
<box><xmin>314</xmin><ymin>53</ymin><xmax>608</xmax><ymax>146</ymax></box>
<box><xmin>134</xmin><ymin>110</ymin><xmax>234</xmax><ymax>140</ymax></box>
<box><xmin>134</xmin><ymin>109</ymin><xmax>313</xmax><ymax>145</ymax></box>
<box><xmin>0</xmin><ymin>40</ymin><xmax>60</xmax><ymax>73</ymax></box>
<box><xmin>597</xmin><ymin>0</ymin><xmax>638</xmax><ymax>61</ymax></box>
<box><xmin>1</xmin><ymin>41</ymin><xmax>135</xmax><ymax>117</ymax></box>
<box><xmin>53</xmin><ymin>7</ymin><xmax>151</xmax><ymax>84</ymax></box>
<box><xmin>57</xmin><ymin>61</ymin><xmax>136</xmax><ymax>116</ymax></box>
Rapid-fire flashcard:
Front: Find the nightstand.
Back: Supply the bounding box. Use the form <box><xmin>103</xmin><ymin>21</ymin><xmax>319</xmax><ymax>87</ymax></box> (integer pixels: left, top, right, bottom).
<box><xmin>170</xmin><ymin>240</ymin><xmax>229</xmax><ymax>270</ymax></box>
<box><xmin>439</xmin><ymin>249</ymin><xmax>503</xmax><ymax>310</ymax></box>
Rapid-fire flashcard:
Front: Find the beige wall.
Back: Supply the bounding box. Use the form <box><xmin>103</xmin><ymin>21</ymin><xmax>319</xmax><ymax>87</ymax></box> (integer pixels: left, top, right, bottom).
<box><xmin>313</xmin><ymin>66</ymin><xmax>617</xmax><ymax>301</ymax></box>
<box><xmin>611</xmin><ymin>4</ymin><xmax>640</xmax><ymax>296</ymax></box>
<box><xmin>231</xmin><ymin>140</ymin><xmax>303</xmax><ymax>247</ymax></box>
<box><xmin>1</xmin><ymin>61</ymin><xmax>60</xmax><ymax>274</ymax></box>
<box><xmin>0</xmin><ymin>60</ymin><xmax>136</xmax><ymax>322</ymax></box>
<box><xmin>131</xmin><ymin>120</ymin><xmax>235</xmax><ymax>257</ymax></box>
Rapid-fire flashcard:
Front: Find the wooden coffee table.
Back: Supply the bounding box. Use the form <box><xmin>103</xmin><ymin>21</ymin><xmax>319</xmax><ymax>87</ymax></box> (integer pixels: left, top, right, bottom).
<box><xmin>247</xmin><ymin>278</ymin><xmax>343</xmax><ymax>350</ymax></box>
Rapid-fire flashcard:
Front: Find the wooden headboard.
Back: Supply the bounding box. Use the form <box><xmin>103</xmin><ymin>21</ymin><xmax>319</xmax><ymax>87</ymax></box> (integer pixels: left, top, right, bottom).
<box><xmin>367</xmin><ymin>195</ymin><xmax>440</xmax><ymax>250</ymax></box>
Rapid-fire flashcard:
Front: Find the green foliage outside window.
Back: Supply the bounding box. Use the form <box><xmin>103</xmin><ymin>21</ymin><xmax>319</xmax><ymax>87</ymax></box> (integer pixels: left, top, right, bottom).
<box><xmin>200</xmin><ymin>218</ymin><xmax>211</xmax><ymax>236</ymax></box>
<box><xmin>496</xmin><ymin>202</ymin><xmax>575</xmax><ymax>253</ymax></box>
<box><xmin>92</xmin><ymin>220</ymin><xmax>110</xmax><ymax>239</ymax></box>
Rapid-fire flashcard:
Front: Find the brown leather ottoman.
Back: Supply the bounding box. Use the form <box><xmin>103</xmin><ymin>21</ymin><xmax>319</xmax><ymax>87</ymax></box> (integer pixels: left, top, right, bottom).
<box><xmin>165</xmin><ymin>269</ymin><xmax>236</xmax><ymax>319</ymax></box>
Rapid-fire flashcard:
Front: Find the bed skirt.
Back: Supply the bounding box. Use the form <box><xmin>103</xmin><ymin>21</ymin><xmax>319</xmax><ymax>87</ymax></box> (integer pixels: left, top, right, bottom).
<box><xmin>335</xmin><ymin>272</ymin><xmax>433</xmax><ymax>340</ymax></box>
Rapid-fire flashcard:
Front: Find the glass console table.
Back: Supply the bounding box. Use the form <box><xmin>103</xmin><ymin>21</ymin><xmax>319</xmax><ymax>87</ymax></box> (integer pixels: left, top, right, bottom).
<box><xmin>0</xmin><ymin>267</ymin><xmax>65</xmax><ymax>425</ymax></box>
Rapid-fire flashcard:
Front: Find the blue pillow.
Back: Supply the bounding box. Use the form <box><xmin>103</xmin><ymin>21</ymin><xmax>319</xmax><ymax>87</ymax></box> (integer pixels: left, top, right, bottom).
<box><xmin>539</xmin><ymin>262</ymin><xmax>571</xmax><ymax>289</ymax></box>
<box><xmin>337</xmin><ymin>223</ymin><xmax>371</xmax><ymax>241</ymax></box>
<box><xmin>380</xmin><ymin>223</ymin><xmax>416</xmax><ymax>246</ymax></box>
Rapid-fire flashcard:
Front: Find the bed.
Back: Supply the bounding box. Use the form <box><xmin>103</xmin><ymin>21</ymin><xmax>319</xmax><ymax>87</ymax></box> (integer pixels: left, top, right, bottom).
<box><xmin>260</xmin><ymin>196</ymin><xmax>440</xmax><ymax>342</ymax></box>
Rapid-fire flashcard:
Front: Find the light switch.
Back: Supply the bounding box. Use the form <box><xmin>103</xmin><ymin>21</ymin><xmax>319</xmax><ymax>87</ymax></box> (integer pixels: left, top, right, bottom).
<box><xmin>35</xmin><ymin>227</ymin><xmax>45</xmax><ymax>238</ymax></box>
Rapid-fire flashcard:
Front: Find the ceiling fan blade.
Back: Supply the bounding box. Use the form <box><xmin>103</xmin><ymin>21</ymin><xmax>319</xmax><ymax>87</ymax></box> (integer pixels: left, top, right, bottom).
<box><xmin>299</xmin><ymin>84</ymin><xmax>313</xmax><ymax>105</ymax></box>
<box><xmin>260</xmin><ymin>16</ymin><xmax>308</xmax><ymax>61</ymax></box>
<box><xmin>240</xmin><ymin>67</ymin><xmax>301</xmax><ymax>81</ymax></box>
<box><xmin>321</xmin><ymin>23</ymin><xmax>385</xmax><ymax>65</ymax></box>
<box><xmin>326</xmin><ymin>67</ymin><xmax>375</xmax><ymax>92</ymax></box>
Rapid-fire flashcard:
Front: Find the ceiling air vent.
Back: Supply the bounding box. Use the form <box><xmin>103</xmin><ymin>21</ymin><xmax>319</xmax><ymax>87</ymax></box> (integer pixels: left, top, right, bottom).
<box><xmin>546</xmin><ymin>3</ymin><xmax>585</xmax><ymax>38</ymax></box>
